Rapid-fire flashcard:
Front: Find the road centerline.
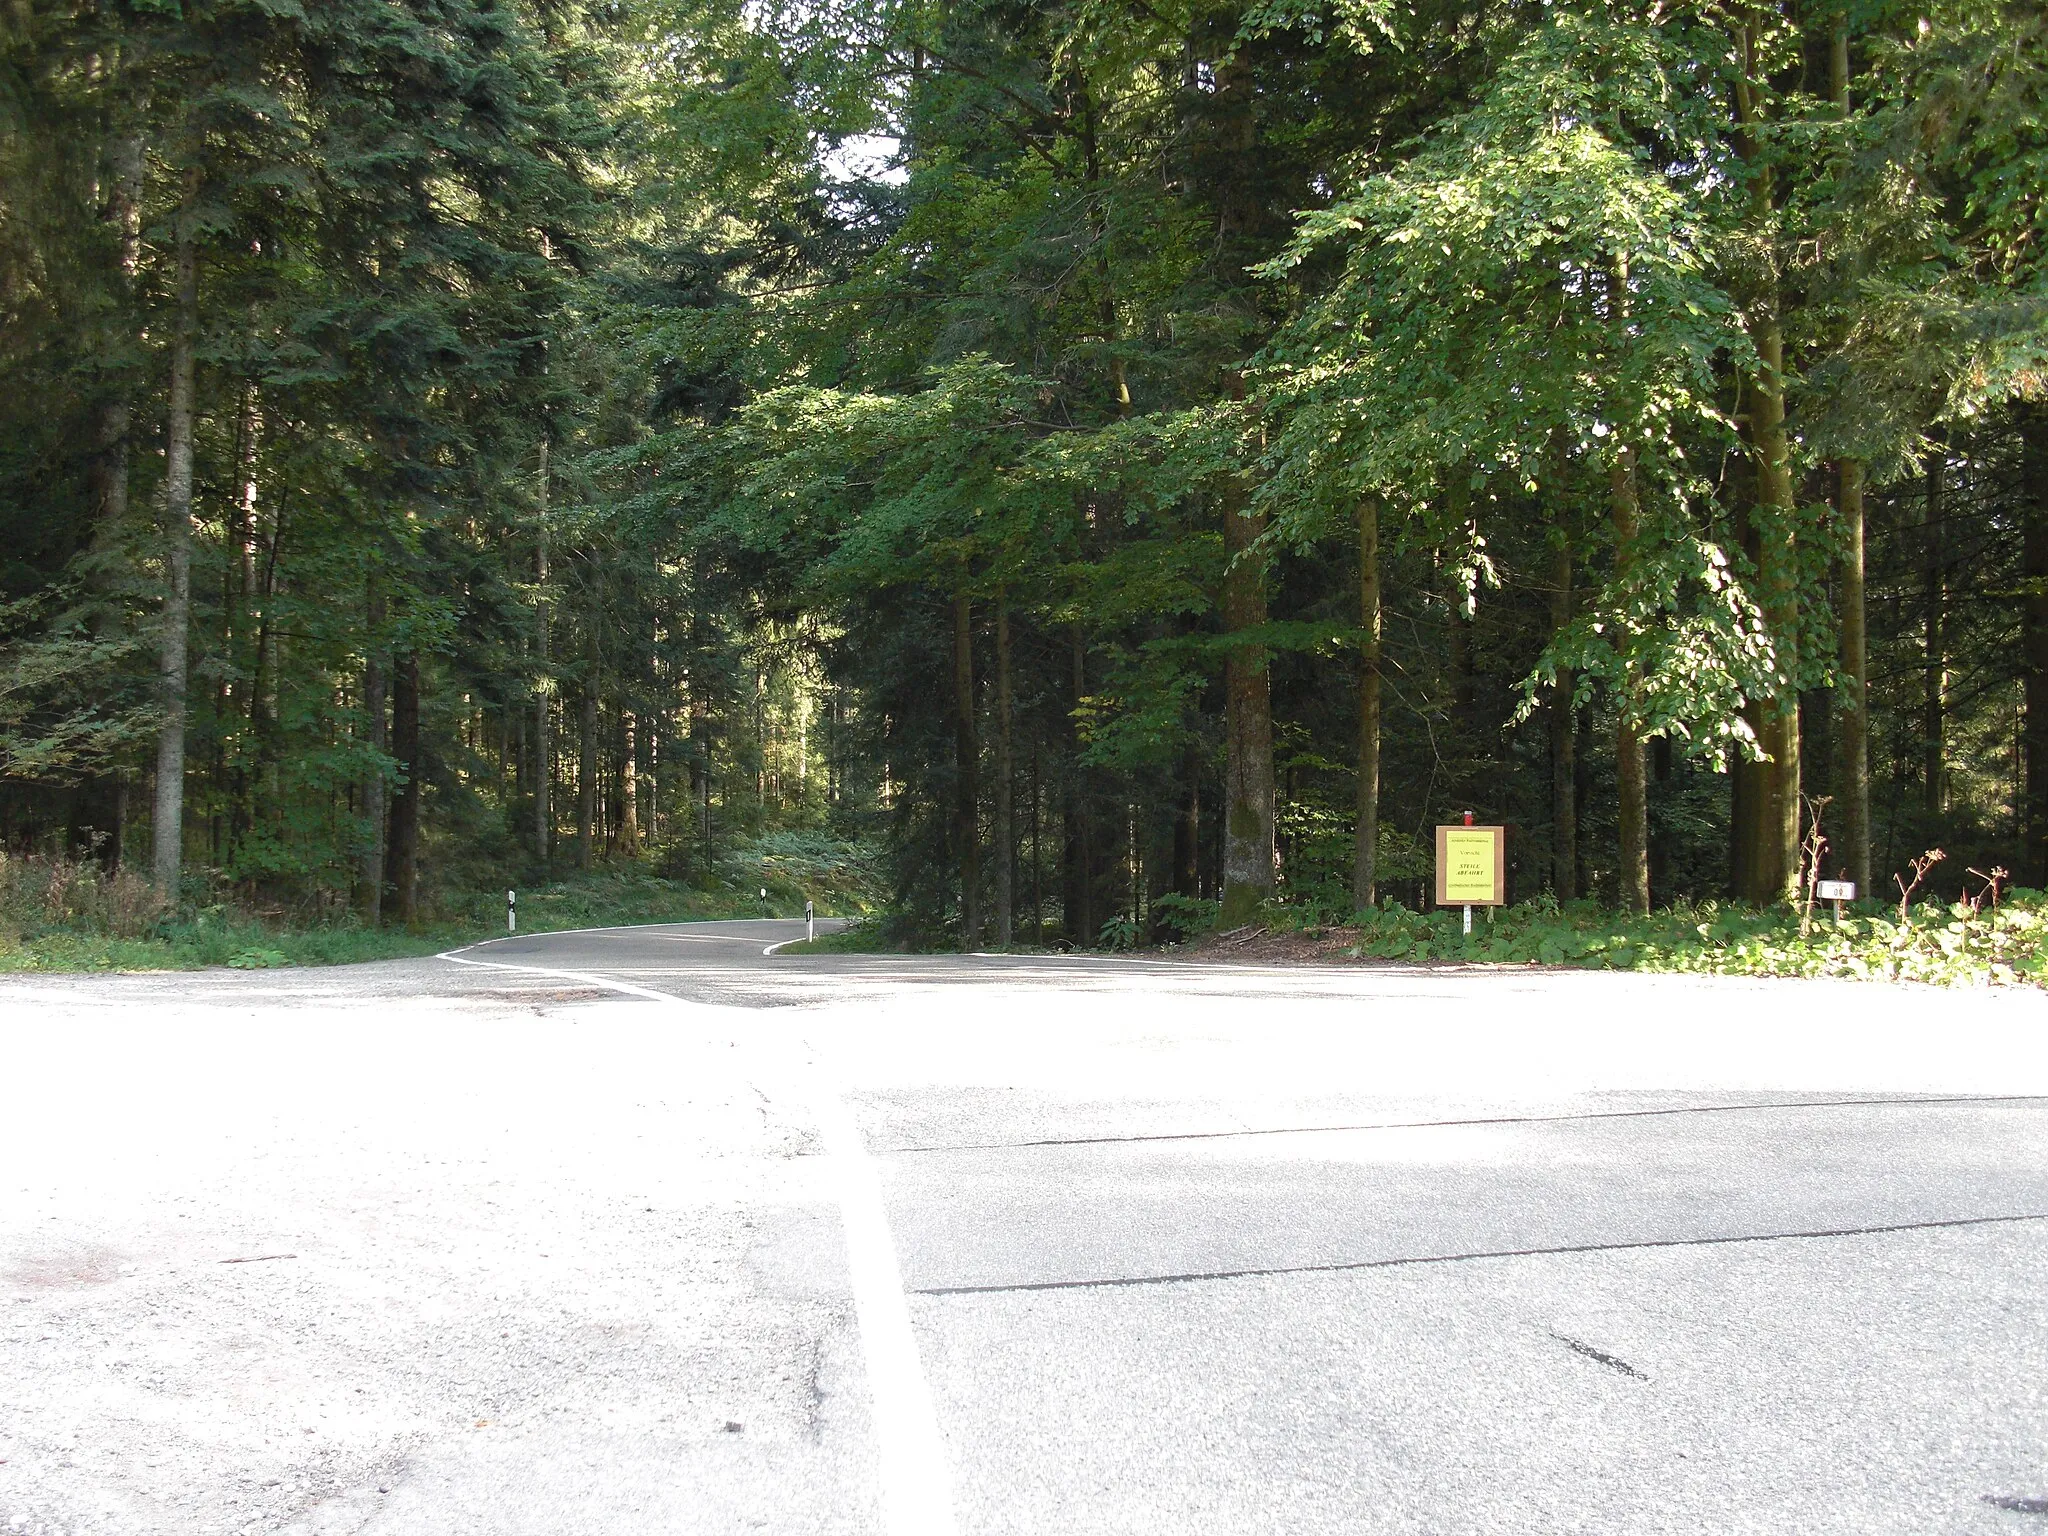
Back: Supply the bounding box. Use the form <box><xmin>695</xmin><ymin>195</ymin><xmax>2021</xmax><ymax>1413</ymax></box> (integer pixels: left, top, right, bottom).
<box><xmin>438</xmin><ymin>934</ymin><xmax>960</xmax><ymax>1536</ymax></box>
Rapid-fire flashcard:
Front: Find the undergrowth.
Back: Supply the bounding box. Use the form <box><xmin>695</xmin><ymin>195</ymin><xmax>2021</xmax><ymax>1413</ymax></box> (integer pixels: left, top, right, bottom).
<box><xmin>0</xmin><ymin>831</ymin><xmax>884</xmax><ymax>973</ymax></box>
<box><xmin>775</xmin><ymin>915</ymin><xmax>893</xmax><ymax>954</ymax></box>
<box><xmin>1254</xmin><ymin>890</ymin><xmax>2048</xmax><ymax>987</ymax></box>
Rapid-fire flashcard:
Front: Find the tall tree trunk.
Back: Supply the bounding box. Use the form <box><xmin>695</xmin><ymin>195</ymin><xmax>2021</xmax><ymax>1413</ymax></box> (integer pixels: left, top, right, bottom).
<box><xmin>1219</xmin><ymin>457</ymin><xmax>1275</xmax><ymax>926</ymax></box>
<box><xmin>1734</xmin><ymin>22</ymin><xmax>1801</xmax><ymax>904</ymax></box>
<box><xmin>384</xmin><ymin>652</ymin><xmax>421</xmax><ymax>926</ymax></box>
<box><xmin>151</xmin><ymin>190</ymin><xmax>199</xmax><ymax>897</ymax></box>
<box><xmin>1824</xmin><ymin>28</ymin><xmax>1871</xmax><ymax>895</ymax></box>
<box><xmin>577</xmin><ymin>679</ymin><xmax>597</xmax><ymax>870</ymax></box>
<box><xmin>1730</xmin><ymin>703</ymin><xmax>1767</xmax><ymax>898</ymax></box>
<box><xmin>1079</xmin><ymin>86</ymin><xmax>1132</xmax><ymax>420</ymax></box>
<box><xmin>953</xmin><ymin>592</ymin><xmax>980</xmax><ymax>949</ymax></box>
<box><xmin>1172</xmin><ymin>744</ymin><xmax>1200</xmax><ymax>899</ymax></box>
<box><xmin>534</xmin><ymin>444</ymin><xmax>552</xmax><ymax>868</ymax></box>
<box><xmin>1030</xmin><ymin>734</ymin><xmax>1045</xmax><ymax>938</ymax></box>
<box><xmin>225</xmin><ymin>386</ymin><xmax>256</xmax><ymax>853</ymax></box>
<box><xmin>1549</xmin><ymin>529</ymin><xmax>1577</xmax><ymax>900</ymax></box>
<box><xmin>1611</xmin><ymin>448</ymin><xmax>1651</xmax><ymax>915</ymax></box>
<box><xmin>1211</xmin><ymin>45</ymin><xmax>1276</xmax><ymax>927</ymax></box>
<box><xmin>753</xmin><ymin>668</ymin><xmax>766</xmax><ymax>810</ymax></box>
<box><xmin>994</xmin><ymin>598</ymin><xmax>1014</xmax><ymax>947</ymax></box>
<box><xmin>89</xmin><ymin>130</ymin><xmax>142</xmax><ymax>549</ymax></box>
<box><xmin>691</xmin><ymin>683</ymin><xmax>711</xmax><ymax>860</ymax></box>
<box><xmin>1650</xmin><ymin>737</ymin><xmax>1675</xmax><ymax>902</ymax></box>
<box><xmin>1727</xmin><ymin>495</ymin><xmax>1766</xmax><ymax>900</ymax></box>
<box><xmin>1749</xmin><ymin>312</ymin><xmax>1802</xmax><ymax>902</ymax></box>
<box><xmin>2019</xmin><ymin>404</ymin><xmax>2048</xmax><ymax>887</ymax></box>
<box><xmin>1922</xmin><ymin>443</ymin><xmax>1946</xmax><ymax>819</ymax></box>
<box><xmin>235</xmin><ymin>384</ymin><xmax>261</xmax><ymax>597</ymax></box>
<box><xmin>1352</xmin><ymin>495</ymin><xmax>1382</xmax><ymax>911</ymax></box>
<box><xmin>359</xmin><ymin>582</ymin><xmax>387</xmax><ymax>921</ymax></box>
<box><xmin>83</xmin><ymin>110</ymin><xmax>141</xmax><ymax>872</ymax></box>
<box><xmin>1064</xmin><ymin>628</ymin><xmax>1094</xmax><ymax>944</ymax></box>
<box><xmin>621</xmin><ymin>711</ymin><xmax>640</xmax><ymax>854</ymax></box>
<box><xmin>647</xmin><ymin>706</ymin><xmax>662</xmax><ymax>840</ymax></box>
<box><xmin>247</xmin><ymin>491</ymin><xmax>286</xmax><ymax>851</ymax></box>
<box><xmin>1836</xmin><ymin>458</ymin><xmax>1871</xmax><ymax>894</ymax></box>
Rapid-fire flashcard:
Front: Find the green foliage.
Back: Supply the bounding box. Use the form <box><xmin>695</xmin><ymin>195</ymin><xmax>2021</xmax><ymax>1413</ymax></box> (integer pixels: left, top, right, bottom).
<box><xmin>1097</xmin><ymin>912</ymin><xmax>1139</xmax><ymax>950</ymax></box>
<box><xmin>1150</xmin><ymin>892</ymin><xmax>1219</xmax><ymax>941</ymax></box>
<box><xmin>776</xmin><ymin>915</ymin><xmax>893</xmax><ymax>954</ymax></box>
<box><xmin>1338</xmin><ymin>895</ymin><xmax>2048</xmax><ymax>987</ymax></box>
<box><xmin>3</xmin><ymin>0</ymin><xmax>2045</xmax><ymax>960</ymax></box>
<box><xmin>0</xmin><ymin>834</ymin><xmax>883</xmax><ymax>972</ymax></box>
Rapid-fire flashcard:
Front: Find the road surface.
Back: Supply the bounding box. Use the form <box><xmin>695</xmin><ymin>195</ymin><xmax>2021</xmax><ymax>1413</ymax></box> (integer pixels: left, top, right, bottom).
<box><xmin>3</xmin><ymin>919</ymin><xmax>2046</xmax><ymax>1535</ymax></box>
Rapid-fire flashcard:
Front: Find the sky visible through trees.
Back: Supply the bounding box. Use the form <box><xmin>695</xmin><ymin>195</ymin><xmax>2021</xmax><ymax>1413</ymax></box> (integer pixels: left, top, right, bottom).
<box><xmin>0</xmin><ymin>0</ymin><xmax>2043</xmax><ymax>947</ymax></box>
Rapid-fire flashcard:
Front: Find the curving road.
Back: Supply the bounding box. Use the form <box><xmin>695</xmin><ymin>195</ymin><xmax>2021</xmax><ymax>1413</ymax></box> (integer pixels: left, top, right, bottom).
<box><xmin>4</xmin><ymin>919</ymin><xmax>2048</xmax><ymax>1534</ymax></box>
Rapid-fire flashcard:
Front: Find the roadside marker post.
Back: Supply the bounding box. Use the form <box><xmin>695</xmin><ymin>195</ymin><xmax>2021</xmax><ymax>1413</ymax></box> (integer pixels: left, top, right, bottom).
<box><xmin>507</xmin><ymin>889</ymin><xmax>516</xmax><ymax>933</ymax></box>
<box><xmin>1435</xmin><ymin>813</ymin><xmax>1506</xmax><ymax>936</ymax></box>
<box><xmin>1817</xmin><ymin>878</ymin><xmax>1856</xmax><ymax>925</ymax></box>
<box><xmin>806</xmin><ymin>900</ymin><xmax>815</xmax><ymax>943</ymax></box>
<box><xmin>1463</xmin><ymin>809</ymin><xmax>1472</xmax><ymax>935</ymax></box>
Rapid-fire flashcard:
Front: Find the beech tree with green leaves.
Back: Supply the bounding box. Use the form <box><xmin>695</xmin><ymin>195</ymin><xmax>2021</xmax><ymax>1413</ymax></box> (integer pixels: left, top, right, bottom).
<box><xmin>3</xmin><ymin>0</ymin><xmax>2043</xmax><ymax>943</ymax></box>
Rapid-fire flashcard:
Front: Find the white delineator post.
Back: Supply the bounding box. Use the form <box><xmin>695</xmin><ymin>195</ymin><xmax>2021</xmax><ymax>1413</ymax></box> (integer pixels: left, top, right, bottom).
<box><xmin>1462</xmin><ymin>809</ymin><xmax>1474</xmax><ymax>935</ymax></box>
<box><xmin>807</xmin><ymin>899</ymin><xmax>815</xmax><ymax>943</ymax></box>
<box><xmin>507</xmin><ymin>889</ymin><xmax>516</xmax><ymax>933</ymax></box>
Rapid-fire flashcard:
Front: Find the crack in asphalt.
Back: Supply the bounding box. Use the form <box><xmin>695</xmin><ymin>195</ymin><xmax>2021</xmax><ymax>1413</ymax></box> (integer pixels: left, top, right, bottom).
<box><xmin>880</xmin><ymin>1094</ymin><xmax>2048</xmax><ymax>1156</ymax></box>
<box><xmin>1984</xmin><ymin>1495</ymin><xmax>2048</xmax><ymax>1516</ymax></box>
<box><xmin>1550</xmin><ymin>1332</ymin><xmax>1649</xmax><ymax>1380</ymax></box>
<box><xmin>911</xmin><ymin>1211</ymin><xmax>2048</xmax><ymax>1297</ymax></box>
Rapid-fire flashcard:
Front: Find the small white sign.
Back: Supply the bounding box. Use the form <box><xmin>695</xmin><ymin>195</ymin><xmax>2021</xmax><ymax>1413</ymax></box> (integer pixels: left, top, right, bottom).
<box><xmin>1816</xmin><ymin>880</ymin><xmax>1856</xmax><ymax>901</ymax></box>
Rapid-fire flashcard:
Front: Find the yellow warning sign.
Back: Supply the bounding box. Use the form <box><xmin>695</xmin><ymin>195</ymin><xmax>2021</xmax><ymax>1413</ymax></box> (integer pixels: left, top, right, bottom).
<box><xmin>1435</xmin><ymin>825</ymin><xmax>1505</xmax><ymax>906</ymax></box>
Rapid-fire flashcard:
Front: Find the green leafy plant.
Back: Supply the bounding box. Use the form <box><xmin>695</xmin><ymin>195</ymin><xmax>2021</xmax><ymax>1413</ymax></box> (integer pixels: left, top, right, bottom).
<box><xmin>1323</xmin><ymin>890</ymin><xmax>2048</xmax><ymax>987</ymax></box>
<box><xmin>1098</xmin><ymin>914</ymin><xmax>1140</xmax><ymax>951</ymax></box>
<box><xmin>227</xmin><ymin>947</ymin><xmax>291</xmax><ymax>970</ymax></box>
<box><xmin>1150</xmin><ymin>893</ymin><xmax>1219</xmax><ymax>941</ymax></box>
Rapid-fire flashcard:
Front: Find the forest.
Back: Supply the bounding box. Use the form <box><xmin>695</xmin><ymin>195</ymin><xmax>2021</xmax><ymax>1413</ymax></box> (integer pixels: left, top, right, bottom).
<box><xmin>1</xmin><ymin>0</ymin><xmax>2044</xmax><ymax>958</ymax></box>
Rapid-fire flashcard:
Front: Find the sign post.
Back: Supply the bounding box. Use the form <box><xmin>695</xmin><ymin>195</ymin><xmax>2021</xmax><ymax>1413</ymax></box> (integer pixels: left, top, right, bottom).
<box><xmin>506</xmin><ymin>889</ymin><xmax>516</xmax><ymax>934</ymax></box>
<box><xmin>1435</xmin><ymin>813</ymin><xmax>1506</xmax><ymax>936</ymax></box>
<box><xmin>1816</xmin><ymin>878</ymin><xmax>1856</xmax><ymax>925</ymax></box>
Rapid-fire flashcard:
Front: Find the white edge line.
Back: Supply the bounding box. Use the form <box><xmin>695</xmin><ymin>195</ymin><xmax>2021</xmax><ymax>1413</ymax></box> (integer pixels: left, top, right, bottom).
<box><xmin>459</xmin><ymin>918</ymin><xmax>798</xmax><ymax>953</ymax></box>
<box><xmin>436</xmin><ymin>948</ymin><xmax>694</xmax><ymax>1006</ymax></box>
<box><xmin>434</xmin><ymin>937</ymin><xmax>959</xmax><ymax>1536</ymax></box>
<box><xmin>812</xmin><ymin>1092</ymin><xmax>961</xmax><ymax>1535</ymax></box>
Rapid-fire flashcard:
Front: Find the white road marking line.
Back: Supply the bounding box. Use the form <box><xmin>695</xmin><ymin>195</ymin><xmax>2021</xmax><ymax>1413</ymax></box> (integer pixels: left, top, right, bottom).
<box><xmin>808</xmin><ymin>1086</ymin><xmax>960</xmax><ymax>1536</ymax></box>
<box><xmin>460</xmin><ymin>923</ymin><xmax>785</xmax><ymax>949</ymax></box>
<box><xmin>435</xmin><ymin>940</ymin><xmax>959</xmax><ymax>1536</ymax></box>
<box><xmin>593</xmin><ymin>932</ymin><xmax>785</xmax><ymax>944</ymax></box>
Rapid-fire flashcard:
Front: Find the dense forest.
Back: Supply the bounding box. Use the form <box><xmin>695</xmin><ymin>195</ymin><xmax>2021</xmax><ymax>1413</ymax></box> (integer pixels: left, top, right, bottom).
<box><xmin>1</xmin><ymin>0</ymin><xmax>2043</xmax><ymax>948</ymax></box>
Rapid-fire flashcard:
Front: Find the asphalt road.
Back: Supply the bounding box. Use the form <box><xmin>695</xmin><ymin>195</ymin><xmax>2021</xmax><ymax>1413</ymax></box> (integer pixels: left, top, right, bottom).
<box><xmin>4</xmin><ymin>919</ymin><xmax>2047</xmax><ymax>1535</ymax></box>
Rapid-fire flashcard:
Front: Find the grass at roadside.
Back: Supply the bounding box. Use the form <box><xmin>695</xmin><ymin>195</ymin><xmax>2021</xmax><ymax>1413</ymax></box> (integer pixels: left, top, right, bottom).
<box><xmin>768</xmin><ymin>886</ymin><xmax>2048</xmax><ymax>988</ymax></box>
<box><xmin>0</xmin><ymin>918</ymin><xmax>461</xmax><ymax>974</ymax></box>
<box><xmin>1228</xmin><ymin>890</ymin><xmax>2048</xmax><ymax>987</ymax></box>
<box><xmin>0</xmin><ymin>833</ymin><xmax>884</xmax><ymax>973</ymax></box>
<box><xmin>773</xmin><ymin>917</ymin><xmax>894</xmax><ymax>955</ymax></box>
